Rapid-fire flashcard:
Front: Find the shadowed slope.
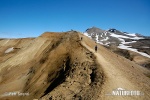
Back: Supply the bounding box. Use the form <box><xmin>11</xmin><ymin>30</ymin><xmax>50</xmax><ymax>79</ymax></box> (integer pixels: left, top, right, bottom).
<box><xmin>0</xmin><ymin>31</ymin><xmax>104</xmax><ymax>100</ymax></box>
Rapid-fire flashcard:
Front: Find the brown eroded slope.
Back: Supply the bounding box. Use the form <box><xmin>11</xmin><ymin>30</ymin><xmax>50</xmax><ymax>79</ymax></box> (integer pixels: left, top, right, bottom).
<box><xmin>0</xmin><ymin>31</ymin><xmax>150</xmax><ymax>100</ymax></box>
<box><xmin>0</xmin><ymin>31</ymin><xmax>104</xmax><ymax>100</ymax></box>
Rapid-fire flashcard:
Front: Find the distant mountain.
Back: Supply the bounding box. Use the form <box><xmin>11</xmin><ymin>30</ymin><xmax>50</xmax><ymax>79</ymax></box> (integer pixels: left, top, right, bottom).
<box><xmin>84</xmin><ymin>27</ymin><xmax>150</xmax><ymax>68</ymax></box>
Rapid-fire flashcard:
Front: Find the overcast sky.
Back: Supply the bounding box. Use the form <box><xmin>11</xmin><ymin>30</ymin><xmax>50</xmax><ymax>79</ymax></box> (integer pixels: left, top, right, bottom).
<box><xmin>0</xmin><ymin>0</ymin><xmax>150</xmax><ymax>38</ymax></box>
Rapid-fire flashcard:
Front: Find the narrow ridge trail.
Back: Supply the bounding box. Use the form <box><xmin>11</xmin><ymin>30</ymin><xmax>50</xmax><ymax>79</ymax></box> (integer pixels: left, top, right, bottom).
<box><xmin>80</xmin><ymin>33</ymin><xmax>150</xmax><ymax>100</ymax></box>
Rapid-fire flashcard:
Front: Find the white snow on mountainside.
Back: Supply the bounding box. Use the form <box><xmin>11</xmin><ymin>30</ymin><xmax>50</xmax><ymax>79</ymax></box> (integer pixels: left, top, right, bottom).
<box><xmin>83</xmin><ymin>28</ymin><xmax>150</xmax><ymax>59</ymax></box>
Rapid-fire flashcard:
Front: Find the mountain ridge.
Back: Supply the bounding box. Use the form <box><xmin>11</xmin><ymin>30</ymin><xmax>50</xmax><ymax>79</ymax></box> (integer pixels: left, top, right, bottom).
<box><xmin>0</xmin><ymin>31</ymin><xmax>150</xmax><ymax>100</ymax></box>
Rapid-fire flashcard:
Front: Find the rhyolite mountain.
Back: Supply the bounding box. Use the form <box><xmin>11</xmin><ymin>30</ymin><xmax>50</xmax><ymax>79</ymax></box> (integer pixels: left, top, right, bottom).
<box><xmin>84</xmin><ymin>27</ymin><xmax>150</xmax><ymax>68</ymax></box>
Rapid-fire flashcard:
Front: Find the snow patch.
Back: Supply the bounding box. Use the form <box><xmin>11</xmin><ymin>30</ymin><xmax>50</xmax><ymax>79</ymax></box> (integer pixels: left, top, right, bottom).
<box><xmin>83</xmin><ymin>32</ymin><xmax>92</xmax><ymax>39</ymax></box>
<box><xmin>98</xmin><ymin>42</ymin><xmax>104</xmax><ymax>45</ymax></box>
<box><xmin>104</xmin><ymin>37</ymin><xmax>109</xmax><ymax>41</ymax></box>
<box><xmin>110</xmin><ymin>33</ymin><xmax>143</xmax><ymax>40</ymax></box>
<box><xmin>5</xmin><ymin>47</ymin><xmax>14</xmax><ymax>53</ymax></box>
<box><xmin>104</xmin><ymin>31</ymin><xmax>107</xmax><ymax>36</ymax></box>
<box><xmin>100</xmin><ymin>33</ymin><xmax>103</xmax><ymax>37</ymax></box>
<box><xmin>131</xmin><ymin>36</ymin><xmax>143</xmax><ymax>40</ymax></box>
<box><xmin>105</xmin><ymin>42</ymin><xmax>110</xmax><ymax>46</ymax></box>
<box><xmin>83</xmin><ymin>32</ymin><xmax>89</xmax><ymax>37</ymax></box>
<box><xmin>95</xmin><ymin>34</ymin><xmax>99</xmax><ymax>42</ymax></box>
<box><xmin>126</xmin><ymin>33</ymin><xmax>136</xmax><ymax>37</ymax></box>
<box><xmin>118</xmin><ymin>44</ymin><xmax>150</xmax><ymax>58</ymax></box>
<box><xmin>111</xmin><ymin>33</ymin><xmax>131</xmax><ymax>39</ymax></box>
<box><xmin>100</xmin><ymin>37</ymin><xmax>109</xmax><ymax>42</ymax></box>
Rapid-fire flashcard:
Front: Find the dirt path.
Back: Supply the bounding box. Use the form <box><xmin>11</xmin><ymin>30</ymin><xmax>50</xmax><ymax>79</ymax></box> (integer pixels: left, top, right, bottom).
<box><xmin>81</xmin><ymin>40</ymin><xmax>150</xmax><ymax>100</ymax></box>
